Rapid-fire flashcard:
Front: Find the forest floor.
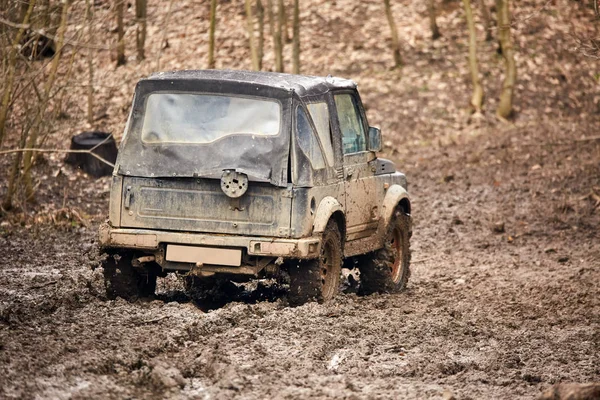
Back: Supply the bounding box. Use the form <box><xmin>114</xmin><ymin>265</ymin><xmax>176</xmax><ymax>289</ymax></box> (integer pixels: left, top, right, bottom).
<box><xmin>1</xmin><ymin>0</ymin><xmax>599</xmax><ymax>398</ymax></box>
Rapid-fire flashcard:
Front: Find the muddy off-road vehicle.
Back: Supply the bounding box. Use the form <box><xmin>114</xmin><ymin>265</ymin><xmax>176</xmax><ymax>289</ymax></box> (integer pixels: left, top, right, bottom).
<box><xmin>99</xmin><ymin>70</ymin><xmax>411</xmax><ymax>305</ymax></box>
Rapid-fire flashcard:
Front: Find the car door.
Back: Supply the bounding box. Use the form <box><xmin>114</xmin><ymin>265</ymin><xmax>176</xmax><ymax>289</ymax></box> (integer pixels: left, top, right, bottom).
<box><xmin>332</xmin><ymin>92</ymin><xmax>379</xmax><ymax>241</ymax></box>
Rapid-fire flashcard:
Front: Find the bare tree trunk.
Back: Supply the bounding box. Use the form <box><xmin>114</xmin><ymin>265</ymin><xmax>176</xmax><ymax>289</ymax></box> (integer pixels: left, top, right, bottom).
<box><xmin>496</xmin><ymin>0</ymin><xmax>516</xmax><ymax>119</ymax></box>
<box><xmin>245</xmin><ymin>0</ymin><xmax>260</xmax><ymax>70</ymax></box>
<box><xmin>267</xmin><ymin>0</ymin><xmax>283</xmax><ymax>72</ymax></box>
<box><xmin>278</xmin><ymin>0</ymin><xmax>290</xmax><ymax>44</ymax></box>
<box><xmin>155</xmin><ymin>0</ymin><xmax>174</xmax><ymax>71</ymax></box>
<box><xmin>86</xmin><ymin>0</ymin><xmax>94</xmax><ymax>124</ymax></box>
<box><xmin>54</xmin><ymin>37</ymin><xmax>79</xmax><ymax>120</ymax></box>
<box><xmin>428</xmin><ymin>0</ymin><xmax>441</xmax><ymax>40</ymax></box>
<box><xmin>2</xmin><ymin>126</ymin><xmax>28</xmax><ymax>210</ymax></box>
<box><xmin>257</xmin><ymin>0</ymin><xmax>265</xmax><ymax>70</ymax></box>
<box><xmin>30</xmin><ymin>0</ymin><xmax>48</xmax><ymax>61</ymax></box>
<box><xmin>116</xmin><ymin>0</ymin><xmax>126</xmax><ymax>66</ymax></box>
<box><xmin>463</xmin><ymin>0</ymin><xmax>484</xmax><ymax>113</ymax></box>
<box><xmin>208</xmin><ymin>0</ymin><xmax>217</xmax><ymax>69</ymax></box>
<box><xmin>0</xmin><ymin>0</ymin><xmax>36</xmax><ymax>149</ymax></box>
<box><xmin>383</xmin><ymin>0</ymin><xmax>403</xmax><ymax>68</ymax></box>
<box><xmin>22</xmin><ymin>0</ymin><xmax>69</xmax><ymax>201</ymax></box>
<box><xmin>135</xmin><ymin>0</ymin><xmax>147</xmax><ymax>60</ymax></box>
<box><xmin>292</xmin><ymin>0</ymin><xmax>300</xmax><ymax>74</ymax></box>
<box><xmin>478</xmin><ymin>0</ymin><xmax>493</xmax><ymax>41</ymax></box>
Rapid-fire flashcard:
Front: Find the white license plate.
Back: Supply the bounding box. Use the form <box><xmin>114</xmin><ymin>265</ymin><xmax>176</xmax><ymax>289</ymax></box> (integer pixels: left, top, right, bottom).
<box><xmin>165</xmin><ymin>245</ymin><xmax>242</xmax><ymax>267</ymax></box>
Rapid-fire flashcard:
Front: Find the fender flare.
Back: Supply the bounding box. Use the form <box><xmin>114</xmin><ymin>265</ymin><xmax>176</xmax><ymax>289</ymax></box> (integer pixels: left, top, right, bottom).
<box><xmin>376</xmin><ymin>184</ymin><xmax>410</xmax><ymax>240</ymax></box>
<box><xmin>312</xmin><ymin>196</ymin><xmax>344</xmax><ymax>235</ymax></box>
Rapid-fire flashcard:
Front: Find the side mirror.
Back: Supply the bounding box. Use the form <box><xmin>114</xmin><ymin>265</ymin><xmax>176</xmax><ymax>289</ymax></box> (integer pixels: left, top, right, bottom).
<box><xmin>367</xmin><ymin>126</ymin><xmax>382</xmax><ymax>152</ymax></box>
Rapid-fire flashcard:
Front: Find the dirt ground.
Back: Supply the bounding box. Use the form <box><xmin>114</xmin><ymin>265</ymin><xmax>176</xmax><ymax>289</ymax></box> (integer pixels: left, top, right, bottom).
<box><xmin>1</xmin><ymin>0</ymin><xmax>599</xmax><ymax>398</ymax></box>
<box><xmin>1</xmin><ymin>116</ymin><xmax>598</xmax><ymax>399</ymax></box>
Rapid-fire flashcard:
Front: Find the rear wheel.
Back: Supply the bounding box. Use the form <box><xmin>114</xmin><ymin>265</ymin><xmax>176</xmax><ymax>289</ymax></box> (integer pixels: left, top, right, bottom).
<box><xmin>288</xmin><ymin>220</ymin><xmax>342</xmax><ymax>306</ymax></box>
<box><xmin>102</xmin><ymin>252</ymin><xmax>157</xmax><ymax>300</ymax></box>
<box><xmin>358</xmin><ymin>210</ymin><xmax>411</xmax><ymax>294</ymax></box>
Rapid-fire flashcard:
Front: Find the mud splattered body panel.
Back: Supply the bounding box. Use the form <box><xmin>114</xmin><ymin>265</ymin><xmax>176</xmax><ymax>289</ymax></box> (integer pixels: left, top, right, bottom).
<box><xmin>119</xmin><ymin>177</ymin><xmax>292</xmax><ymax>238</ymax></box>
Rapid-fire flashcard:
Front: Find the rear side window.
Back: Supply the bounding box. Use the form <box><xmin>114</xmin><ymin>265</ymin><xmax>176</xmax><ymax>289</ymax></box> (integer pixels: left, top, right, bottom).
<box><xmin>296</xmin><ymin>107</ymin><xmax>326</xmax><ymax>170</ymax></box>
<box><xmin>307</xmin><ymin>102</ymin><xmax>334</xmax><ymax>166</ymax></box>
<box><xmin>334</xmin><ymin>94</ymin><xmax>366</xmax><ymax>154</ymax></box>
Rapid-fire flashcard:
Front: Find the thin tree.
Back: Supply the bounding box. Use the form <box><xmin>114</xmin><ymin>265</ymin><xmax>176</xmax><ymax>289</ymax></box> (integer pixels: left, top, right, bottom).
<box><xmin>292</xmin><ymin>0</ymin><xmax>300</xmax><ymax>74</ymax></box>
<box><xmin>135</xmin><ymin>0</ymin><xmax>147</xmax><ymax>60</ymax></box>
<box><xmin>478</xmin><ymin>0</ymin><xmax>493</xmax><ymax>41</ymax></box>
<box><xmin>3</xmin><ymin>120</ymin><xmax>31</xmax><ymax>210</ymax></box>
<box><xmin>116</xmin><ymin>0</ymin><xmax>125</xmax><ymax>66</ymax></box>
<box><xmin>86</xmin><ymin>0</ymin><xmax>94</xmax><ymax>124</ymax></box>
<box><xmin>383</xmin><ymin>0</ymin><xmax>403</xmax><ymax>68</ymax></box>
<box><xmin>496</xmin><ymin>0</ymin><xmax>516</xmax><ymax>119</ymax></box>
<box><xmin>267</xmin><ymin>0</ymin><xmax>283</xmax><ymax>72</ymax></box>
<box><xmin>155</xmin><ymin>0</ymin><xmax>174</xmax><ymax>71</ymax></box>
<box><xmin>208</xmin><ymin>0</ymin><xmax>217</xmax><ymax>69</ymax></box>
<box><xmin>463</xmin><ymin>0</ymin><xmax>484</xmax><ymax>113</ymax></box>
<box><xmin>245</xmin><ymin>0</ymin><xmax>260</xmax><ymax>70</ymax></box>
<box><xmin>428</xmin><ymin>0</ymin><xmax>441</xmax><ymax>40</ymax></box>
<box><xmin>257</xmin><ymin>0</ymin><xmax>265</xmax><ymax>70</ymax></box>
<box><xmin>53</xmin><ymin>35</ymin><xmax>79</xmax><ymax>120</ymax></box>
<box><xmin>0</xmin><ymin>0</ymin><xmax>36</xmax><ymax>148</ymax></box>
<box><xmin>22</xmin><ymin>0</ymin><xmax>70</xmax><ymax>200</ymax></box>
<box><xmin>278</xmin><ymin>0</ymin><xmax>290</xmax><ymax>43</ymax></box>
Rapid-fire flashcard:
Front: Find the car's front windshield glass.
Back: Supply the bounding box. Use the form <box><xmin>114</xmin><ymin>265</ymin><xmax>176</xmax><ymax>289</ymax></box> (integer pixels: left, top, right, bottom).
<box><xmin>141</xmin><ymin>93</ymin><xmax>281</xmax><ymax>144</ymax></box>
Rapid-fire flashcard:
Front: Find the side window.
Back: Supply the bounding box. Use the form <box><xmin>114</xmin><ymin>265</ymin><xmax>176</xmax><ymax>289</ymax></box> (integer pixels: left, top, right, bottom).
<box><xmin>306</xmin><ymin>102</ymin><xmax>334</xmax><ymax>166</ymax></box>
<box><xmin>296</xmin><ymin>107</ymin><xmax>326</xmax><ymax>170</ymax></box>
<box><xmin>334</xmin><ymin>94</ymin><xmax>366</xmax><ymax>154</ymax></box>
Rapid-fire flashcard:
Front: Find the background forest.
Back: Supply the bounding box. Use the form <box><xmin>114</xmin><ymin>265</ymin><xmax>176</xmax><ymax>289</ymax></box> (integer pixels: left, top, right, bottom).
<box><xmin>0</xmin><ymin>0</ymin><xmax>598</xmax><ymax>212</ymax></box>
<box><xmin>0</xmin><ymin>0</ymin><xmax>599</xmax><ymax>399</ymax></box>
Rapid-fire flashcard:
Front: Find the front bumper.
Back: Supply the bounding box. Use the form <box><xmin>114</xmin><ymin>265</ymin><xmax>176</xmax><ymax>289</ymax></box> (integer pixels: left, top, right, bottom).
<box><xmin>98</xmin><ymin>223</ymin><xmax>321</xmax><ymax>259</ymax></box>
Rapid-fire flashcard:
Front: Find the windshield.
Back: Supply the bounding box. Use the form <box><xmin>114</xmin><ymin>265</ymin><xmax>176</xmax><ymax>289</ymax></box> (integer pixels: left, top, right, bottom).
<box><xmin>141</xmin><ymin>93</ymin><xmax>281</xmax><ymax>144</ymax></box>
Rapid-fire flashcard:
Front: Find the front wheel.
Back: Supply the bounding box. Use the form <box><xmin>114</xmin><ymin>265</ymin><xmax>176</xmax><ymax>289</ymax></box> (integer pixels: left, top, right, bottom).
<box><xmin>288</xmin><ymin>220</ymin><xmax>342</xmax><ymax>306</ymax></box>
<box><xmin>358</xmin><ymin>210</ymin><xmax>411</xmax><ymax>295</ymax></box>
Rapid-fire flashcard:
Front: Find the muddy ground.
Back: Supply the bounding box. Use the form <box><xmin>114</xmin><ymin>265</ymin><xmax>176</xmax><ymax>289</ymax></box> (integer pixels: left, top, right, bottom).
<box><xmin>1</xmin><ymin>115</ymin><xmax>598</xmax><ymax>399</ymax></box>
<box><xmin>1</xmin><ymin>0</ymin><xmax>600</xmax><ymax>398</ymax></box>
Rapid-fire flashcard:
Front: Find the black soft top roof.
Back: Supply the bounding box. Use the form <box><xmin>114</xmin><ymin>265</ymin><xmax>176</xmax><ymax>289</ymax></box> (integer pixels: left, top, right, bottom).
<box><xmin>142</xmin><ymin>69</ymin><xmax>357</xmax><ymax>97</ymax></box>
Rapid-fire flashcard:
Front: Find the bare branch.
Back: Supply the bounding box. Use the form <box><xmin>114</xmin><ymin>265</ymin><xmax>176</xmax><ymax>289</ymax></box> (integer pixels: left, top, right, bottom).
<box><xmin>0</xmin><ymin>147</ymin><xmax>115</xmax><ymax>168</ymax></box>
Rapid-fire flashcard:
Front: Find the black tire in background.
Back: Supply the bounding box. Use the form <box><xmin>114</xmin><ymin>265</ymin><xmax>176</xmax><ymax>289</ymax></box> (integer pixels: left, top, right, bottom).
<box><xmin>288</xmin><ymin>220</ymin><xmax>343</xmax><ymax>306</ymax></box>
<box><xmin>65</xmin><ymin>131</ymin><xmax>118</xmax><ymax>177</ymax></box>
<box><xmin>358</xmin><ymin>210</ymin><xmax>411</xmax><ymax>295</ymax></box>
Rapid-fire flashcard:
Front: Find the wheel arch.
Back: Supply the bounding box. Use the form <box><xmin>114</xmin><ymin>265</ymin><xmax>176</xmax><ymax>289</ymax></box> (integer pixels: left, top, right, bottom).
<box><xmin>377</xmin><ymin>184</ymin><xmax>410</xmax><ymax>243</ymax></box>
<box><xmin>398</xmin><ymin>197</ymin><xmax>411</xmax><ymax>215</ymax></box>
<box><xmin>313</xmin><ymin>196</ymin><xmax>346</xmax><ymax>243</ymax></box>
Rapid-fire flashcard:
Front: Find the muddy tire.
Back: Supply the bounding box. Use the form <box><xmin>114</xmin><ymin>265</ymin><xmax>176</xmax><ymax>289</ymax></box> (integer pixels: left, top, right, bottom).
<box><xmin>358</xmin><ymin>210</ymin><xmax>411</xmax><ymax>295</ymax></box>
<box><xmin>288</xmin><ymin>220</ymin><xmax>342</xmax><ymax>306</ymax></box>
<box><xmin>102</xmin><ymin>252</ymin><xmax>157</xmax><ymax>300</ymax></box>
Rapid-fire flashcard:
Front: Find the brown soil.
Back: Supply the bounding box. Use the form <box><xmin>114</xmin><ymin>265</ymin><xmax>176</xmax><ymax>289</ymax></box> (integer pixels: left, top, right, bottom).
<box><xmin>1</xmin><ymin>0</ymin><xmax>599</xmax><ymax>398</ymax></box>
<box><xmin>1</xmin><ymin>117</ymin><xmax>598</xmax><ymax>399</ymax></box>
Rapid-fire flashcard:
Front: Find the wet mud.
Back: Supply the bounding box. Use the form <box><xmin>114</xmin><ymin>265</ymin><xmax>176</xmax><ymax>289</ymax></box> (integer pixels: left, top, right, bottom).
<box><xmin>1</xmin><ymin>117</ymin><xmax>598</xmax><ymax>399</ymax></box>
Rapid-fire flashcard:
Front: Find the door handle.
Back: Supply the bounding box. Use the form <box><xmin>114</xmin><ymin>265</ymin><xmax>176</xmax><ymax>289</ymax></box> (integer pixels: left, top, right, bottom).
<box><xmin>124</xmin><ymin>186</ymin><xmax>133</xmax><ymax>209</ymax></box>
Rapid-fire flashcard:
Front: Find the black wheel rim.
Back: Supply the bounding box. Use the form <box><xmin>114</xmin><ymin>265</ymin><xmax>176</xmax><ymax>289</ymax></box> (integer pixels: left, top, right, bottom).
<box><xmin>320</xmin><ymin>237</ymin><xmax>337</xmax><ymax>299</ymax></box>
<box><xmin>389</xmin><ymin>226</ymin><xmax>403</xmax><ymax>283</ymax></box>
